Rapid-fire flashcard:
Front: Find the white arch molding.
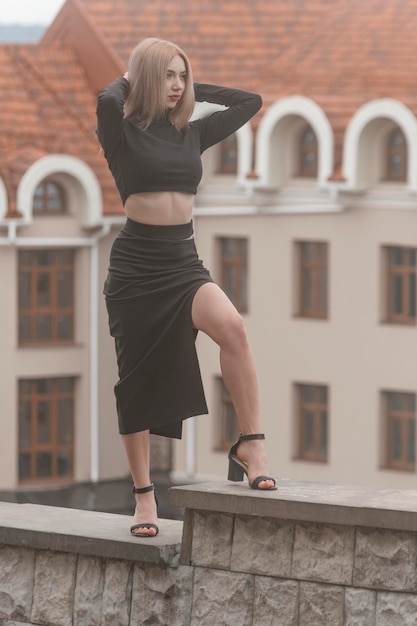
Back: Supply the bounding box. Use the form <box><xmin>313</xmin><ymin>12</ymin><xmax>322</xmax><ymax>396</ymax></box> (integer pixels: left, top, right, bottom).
<box><xmin>0</xmin><ymin>177</ymin><xmax>8</xmax><ymax>219</ymax></box>
<box><xmin>192</xmin><ymin>102</ymin><xmax>253</xmax><ymax>185</ymax></box>
<box><xmin>256</xmin><ymin>96</ymin><xmax>334</xmax><ymax>187</ymax></box>
<box><xmin>343</xmin><ymin>99</ymin><xmax>417</xmax><ymax>192</ymax></box>
<box><xmin>17</xmin><ymin>154</ymin><xmax>103</xmax><ymax>226</ymax></box>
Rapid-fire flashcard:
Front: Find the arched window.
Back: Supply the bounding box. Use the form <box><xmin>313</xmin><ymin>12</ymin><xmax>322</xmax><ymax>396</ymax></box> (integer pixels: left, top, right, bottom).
<box><xmin>217</xmin><ymin>133</ymin><xmax>238</xmax><ymax>175</ymax></box>
<box><xmin>33</xmin><ymin>180</ymin><xmax>66</xmax><ymax>214</ymax></box>
<box><xmin>298</xmin><ymin>125</ymin><xmax>318</xmax><ymax>178</ymax></box>
<box><xmin>386</xmin><ymin>128</ymin><xmax>407</xmax><ymax>182</ymax></box>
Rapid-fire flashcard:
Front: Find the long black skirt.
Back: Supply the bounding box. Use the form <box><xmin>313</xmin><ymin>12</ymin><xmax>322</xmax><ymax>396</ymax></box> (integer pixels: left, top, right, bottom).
<box><xmin>104</xmin><ymin>218</ymin><xmax>213</xmax><ymax>438</ymax></box>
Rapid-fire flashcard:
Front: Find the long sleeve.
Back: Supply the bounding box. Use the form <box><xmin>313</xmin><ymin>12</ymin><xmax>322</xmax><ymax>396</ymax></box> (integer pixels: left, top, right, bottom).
<box><xmin>96</xmin><ymin>77</ymin><xmax>129</xmax><ymax>157</ymax></box>
<box><xmin>193</xmin><ymin>83</ymin><xmax>262</xmax><ymax>153</ymax></box>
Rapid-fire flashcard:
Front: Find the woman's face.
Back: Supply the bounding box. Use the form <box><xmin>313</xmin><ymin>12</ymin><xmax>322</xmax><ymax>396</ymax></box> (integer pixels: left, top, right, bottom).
<box><xmin>165</xmin><ymin>54</ymin><xmax>187</xmax><ymax>109</ymax></box>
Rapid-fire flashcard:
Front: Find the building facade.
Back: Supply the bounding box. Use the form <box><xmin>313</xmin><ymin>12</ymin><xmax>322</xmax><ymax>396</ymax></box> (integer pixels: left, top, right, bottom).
<box><xmin>1</xmin><ymin>0</ymin><xmax>417</xmax><ymax>496</ymax></box>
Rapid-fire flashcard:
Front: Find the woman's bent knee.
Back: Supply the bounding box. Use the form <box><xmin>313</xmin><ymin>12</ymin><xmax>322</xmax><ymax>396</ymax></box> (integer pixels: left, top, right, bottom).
<box><xmin>192</xmin><ymin>282</ymin><xmax>249</xmax><ymax>347</ymax></box>
<box><xmin>220</xmin><ymin>311</ymin><xmax>249</xmax><ymax>348</ymax></box>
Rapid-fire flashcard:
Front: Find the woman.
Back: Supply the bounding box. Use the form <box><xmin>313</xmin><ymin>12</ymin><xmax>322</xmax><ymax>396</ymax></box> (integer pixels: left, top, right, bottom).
<box><xmin>97</xmin><ymin>37</ymin><xmax>276</xmax><ymax>538</ymax></box>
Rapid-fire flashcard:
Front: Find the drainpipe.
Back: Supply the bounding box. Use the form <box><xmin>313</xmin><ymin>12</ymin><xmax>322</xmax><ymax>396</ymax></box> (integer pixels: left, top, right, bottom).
<box><xmin>89</xmin><ymin>224</ymin><xmax>111</xmax><ymax>483</ymax></box>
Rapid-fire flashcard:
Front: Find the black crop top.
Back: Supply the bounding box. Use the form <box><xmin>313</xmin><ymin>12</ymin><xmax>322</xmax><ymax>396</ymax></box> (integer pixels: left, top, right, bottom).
<box><xmin>96</xmin><ymin>77</ymin><xmax>262</xmax><ymax>205</ymax></box>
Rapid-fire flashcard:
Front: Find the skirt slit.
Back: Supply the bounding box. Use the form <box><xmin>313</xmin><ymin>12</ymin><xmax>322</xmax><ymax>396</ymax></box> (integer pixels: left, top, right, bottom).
<box><xmin>104</xmin><ymin>218</ymin><xmax>213</xmax><ymax>438</ymax></box>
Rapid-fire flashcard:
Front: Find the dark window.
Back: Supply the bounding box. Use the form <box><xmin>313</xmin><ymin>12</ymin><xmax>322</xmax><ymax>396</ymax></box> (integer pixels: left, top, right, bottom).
<box><xmin>384</xmin><ymin>391</ymin><xmax>415</xmax><ymax>471</ymax></box>
<box><xmin>219</xmin><ymin>237</ymin><xmax>248</xmax><ymax>313</ymax></box>
<box><xmin>18</xmin><ymin>249</ymin><xmax>75</xmax><ymax>345</ymax></box>
<box><xmin>298</xmin><ymin>125</ymin><xmax>318</xmax><ymax>178</ymax></box>
<box><xmin>297</xmin><ymin>383</ymin><xmax>328</xmax><ymax>462</ymax></box>
<box><xmin>386</xmin><ymin>128</ymin><xmax>407</xmax><ymax>182</ymax></box>
<box><xmin>215</xmin><ymin>378</ymin><xmax>239</xmax><ymax>451</ymax></box>
<box><xmin>297</xmin><ymin>241</ymin><xmax>328</xmax><ymax>319</ymax></box>
<box><xmin>18</xmin><ymin>377</ymin><xmax>75</xmax><ymax>483</ymax></box>
<box><xmin>385</xmin><ymin>246</ymin><xmax>416</xmax><ymax>325</ymax></box>
<box><xmin>217</xmin><ymin>134</ymin><xmax>238</xmax><ymax>175</ymax></box>
<box><xmin>33</xmin><ymin>180</ymin><xmax>66</xmax><ymax>214</ymax></box>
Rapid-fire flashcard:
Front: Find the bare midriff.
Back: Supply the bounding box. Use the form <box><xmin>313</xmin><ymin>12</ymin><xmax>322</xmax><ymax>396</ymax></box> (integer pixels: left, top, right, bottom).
<box><xmin>124</xmin><ymin>191</ymin><xmax>195</xmax><ymax>226</ymax></box>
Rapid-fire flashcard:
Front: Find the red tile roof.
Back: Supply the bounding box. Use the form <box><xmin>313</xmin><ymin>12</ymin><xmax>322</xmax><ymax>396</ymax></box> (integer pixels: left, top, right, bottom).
<box><xmin>75</xmin><ymin>0</ymin><xmax>417</xmax><ymax>99</ymax></box>
<box><xmin>60</xmin><ymin>0</ymin><xmax>417</xmax><ymax>173</ymax></box>
<box><xmin>0</xmin><ymin>43</ymin><xmax>121</xmax><ymax>216</ymax></box>
<box><xmin>77</xmin><ymin>0</ymin><xmax>332</xmax><ymax>85</ymax></box>
<box><xmin>4</xmin><ymin>0</ymin><xmax>417</xmax><ymax>218</ymax></box>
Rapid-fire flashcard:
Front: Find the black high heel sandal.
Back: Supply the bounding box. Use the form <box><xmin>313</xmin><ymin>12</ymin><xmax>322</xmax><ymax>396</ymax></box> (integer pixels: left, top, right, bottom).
<box><xmin>130</xmin><ymin>483</ymin><xmax>159</xmax><ymax>537</ymax></box>
<box><xmin>228</xmin><ymin>433</ymin><xmax>277</xmax><ymax>490</ymax></box>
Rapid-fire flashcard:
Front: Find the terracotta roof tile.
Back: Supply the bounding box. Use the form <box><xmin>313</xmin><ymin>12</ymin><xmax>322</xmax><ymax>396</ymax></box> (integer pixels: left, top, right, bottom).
<box><xmin>77</xmin><ymin>0</ymin><xmax>331</xmax><ymax>84</ymax></box>
<box><xmin>6</xmin><ymin>0</ymin><xmax>417</xmax><ymax>218</ymax></box>
<box><xmin>72</xmin><ymin>1</ymin><xmax>417</xmax><ymax>139</ymax></box>
<box><xmin>0</xmin><ymin>43</ymin><xmax>121</xmax><ymax>216</ymax></box>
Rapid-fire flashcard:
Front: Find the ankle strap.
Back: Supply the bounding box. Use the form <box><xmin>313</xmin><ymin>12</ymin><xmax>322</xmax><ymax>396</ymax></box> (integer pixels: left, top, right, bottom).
<box><xmin>132</xmin><ymin>483</ymin><xmax>154</xmax><ymax>494</ymax></box>
<box><xmin>239</xmin><ymin>433</ymin><xmax>265</xmax><ymax>442</ymax></box>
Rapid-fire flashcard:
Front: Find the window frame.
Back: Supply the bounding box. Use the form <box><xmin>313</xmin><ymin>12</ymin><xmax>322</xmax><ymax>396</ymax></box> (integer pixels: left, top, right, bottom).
<box><xmin>218</xmin><ymin>237</ymin><xmax>249</xmax><ymax>314</ymax></box>
<box><xmin>216</xmin><ymin>133</ymin><xmax>238</xmax><ymax>175</ymax></box>
<box><xmin>18</xmin><ymin>248</ymin><xmax>75</xmax><ymax>346</ymax></box>
<box><xmin>33</xmin><ymin>179</ymin><xmax>67</xmax><ymax>215</ymax></box>
<box><xmin>296</xmin><ymin>240</ymin><xmax>328</xmax><ymax>319</ymax></box>
<box><xmin>298</xmin><ymin>124</ymin><xmax>318</xmax><ymax>178</ymax></box>
<box><xmin>384</xmin><ymin>245</ymin><xmax>416</xmax><ymax>325</ymax></box>
<box><xmin>383</xmin><ymin>390</ymin><xmax>416</xmax><ymax>472</ymax></box>
<box><xmin>385</xmin><ymin>127</ymin><xmax>407</xmax><ymax>183</ymax></box>
<box><xmin>296</xmin><ymin>383</ymin><xmax>329</xmax><ymax>463</ymax></box>
<box><xmin>18</xmin><ymin>377</ymin><xmax>75</xmax><ymax>484</ymax></box>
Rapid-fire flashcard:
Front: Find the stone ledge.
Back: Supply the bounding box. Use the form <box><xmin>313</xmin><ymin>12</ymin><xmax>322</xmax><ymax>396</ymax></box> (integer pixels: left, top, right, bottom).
<box><xmin>0</xmin><ymin>502</ymin><xmax>182</xmax><ymax>565</ymax></box>
<box><xmin>169</xmin><ymin>479</ymin><xmax>417</xmax><ymax>532</ymax></box>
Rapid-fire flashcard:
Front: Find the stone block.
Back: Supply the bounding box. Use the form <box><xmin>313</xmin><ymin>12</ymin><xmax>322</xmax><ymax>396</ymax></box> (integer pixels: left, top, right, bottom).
<box><xmin>0</xmin><ymin>546</ymin><xmax>34</xmax><ymax>621</ymax></box>
<box><xmin>191</xmin><ymin>567</ymin><xmax>253</xmax><ymax>626</ymax></box>
<box><xmin>131</xmin><ymin>563</ymin><xmax>193</xmax><ymax>624</ymax></box>
<box><xmin>73</xmin><ymin>555</ymin><xmax>105</xmax><ymax>626</ymax></box>
<box><xmin>344</xmin><ymin>588</ymin><xmax>376</xmax><ymax>625</ymax></box>
<box><xmin>100</xmin><ymin>558</ymin><xmax>133</xmax><ymax>626</ymax></box>
<box><xmin>376</xmin><ymin>591</ymin><xmax>417</xmax><ymax>625</ymax></box>
<box><xmin>31</xmin><ymin>550</ymin><xmax>77</xmax><ymax>626</ymax></box>
<box><xmin>292</xmin><ymin>522</ymin><xmax>355</xmax><ymax>585</ymax></box>
<box><xmin>353</xmin><ymin>528</ymin><xmax>417</xmax><ymax>592</ymax></box>
<box><xmin>299</xmin><ymin>581</ymin><xmax>344</xmax><ymax>626</ymax></box>
<box><xmin>4</xmin><ymin>622</ymin><xmax>39</xmax><ymax>626</ymax></box>
<box><xmin>231</xmin><ymin>515</ymin><xmax>294</xmax><ymax>577</ymax></box>
<box><xmin>191</xmin><ymin>511</ymin><xmax>233</xmax><ymax>569</ymax></box>
<box><xmin>253</xmin><ymin>577</ymin><xmax>298</xmax><ymax>626</ymax></box>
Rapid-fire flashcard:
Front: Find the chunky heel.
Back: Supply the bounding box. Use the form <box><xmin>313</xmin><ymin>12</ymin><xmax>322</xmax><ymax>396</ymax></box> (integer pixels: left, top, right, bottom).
<box><xmin>228</xmin><ymin>457</ymin><xmax>244</xmax><ymax>481</ymax></box>
<box><xmin>227</xmin><ymin>434</ymin><xmax>277</xmax><ymax>490</ymax></box>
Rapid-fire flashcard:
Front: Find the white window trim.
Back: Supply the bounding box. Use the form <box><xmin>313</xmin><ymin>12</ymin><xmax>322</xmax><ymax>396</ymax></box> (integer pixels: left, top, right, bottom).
<box><xmin>17</xmin><ymin>154</ymin><xmax>103</xmax><ymax>226</ymax></box>
<box><xmin>343</xmin><ymin>99</ymin><xmax>417</xmax><ymax>192</ymax></box>
<box><xmin>0</xmin><ymin>177</ymin><xmax>8</xmax><ymax>219</ymax></box>
<box><xmin>256</xmin><ymin>96</ymin><xmax>334</xmax><ymax>187</ymax></box>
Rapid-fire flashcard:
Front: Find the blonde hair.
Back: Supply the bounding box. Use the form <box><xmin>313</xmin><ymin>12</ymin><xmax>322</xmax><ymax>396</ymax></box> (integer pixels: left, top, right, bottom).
<box><xmin>124</xmin><ymin>38</ymin><xmax>194</xmax><ymax>131</ymax></box>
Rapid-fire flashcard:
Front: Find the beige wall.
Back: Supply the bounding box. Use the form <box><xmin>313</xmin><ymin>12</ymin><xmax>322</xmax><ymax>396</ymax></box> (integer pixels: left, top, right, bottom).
<box><xmin>0</xmin><ymin>216</ymin><xmax>128</xmax><ymax>490</ymax></box>
<box><xmin>0</xmin><ymin>244</ymin><xmax>19</xmax><ymax>489</ymax></box>
<box><xmin>2</xmin><ymin>173</ymin><xmax>417</xmax><ymax>494</ymax></box>
<box><xmin>174</xmin><ymin>189</ymin><xmax>417</xmax><ymax>490</ymax></box>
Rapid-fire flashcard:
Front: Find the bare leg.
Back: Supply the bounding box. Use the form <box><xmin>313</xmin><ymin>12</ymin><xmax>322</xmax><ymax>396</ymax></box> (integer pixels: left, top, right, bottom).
<box><xmin>121</xmin><ymin>430</ymin><xmax>158</xmax><ymax>536</ymax></box>
<box><xmin>192</xmin><ymin>282</ymin><xmax>274</xmax><ymax>488</ymax></box>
